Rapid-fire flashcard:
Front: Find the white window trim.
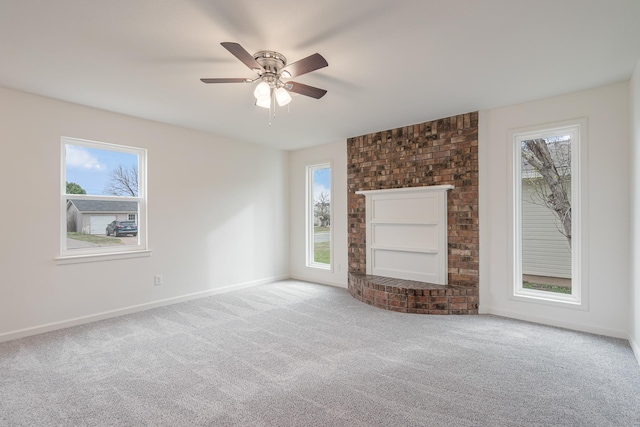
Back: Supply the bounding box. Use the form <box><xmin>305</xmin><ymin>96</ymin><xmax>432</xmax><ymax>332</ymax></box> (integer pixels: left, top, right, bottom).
<box><xmin>507</xmin><ymin>118</ymin><xmax>589</xmax><ymax>310</ymax></box>
<box><xmin>57</xmin><ymin>137</ymin><xmax>150</xmax><ymax>265</ymax></box>
<box><xmin>306</xmin><ymin>162</ymin><xmax>333</xmax><ymax>270</ymax></box>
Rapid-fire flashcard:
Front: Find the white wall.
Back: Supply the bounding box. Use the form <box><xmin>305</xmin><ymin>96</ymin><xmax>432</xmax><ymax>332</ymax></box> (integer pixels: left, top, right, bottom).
<box><xmin>630</xmin><ymin>60</ymin><xmax>640</xmax><ymax>361</ymax></box>
<box><xmin>481</xmin><ymin>82</ymin><xmax>630</xmax><ymax>338</ymax></box>
<box><xmin>0</xmin><ymin>87</ymin><xmax>290</xmax><ymax>340</ymax></box>
<box><xmin>289</xmin><ymin>141</ymin><xmax>347</xmax><ymax>288</ymax></box>
<box><xmin>2</xmin><ymin>80</ymin><xmax>635</xmax><ymax>345</ymax></box>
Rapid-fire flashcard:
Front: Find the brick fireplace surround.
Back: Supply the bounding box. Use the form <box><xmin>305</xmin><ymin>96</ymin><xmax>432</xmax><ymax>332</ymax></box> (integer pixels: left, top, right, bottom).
<box><xmin>347</xmin><ymin>112</ymin><xmax>479</xmax><ymax>314</ymax></box>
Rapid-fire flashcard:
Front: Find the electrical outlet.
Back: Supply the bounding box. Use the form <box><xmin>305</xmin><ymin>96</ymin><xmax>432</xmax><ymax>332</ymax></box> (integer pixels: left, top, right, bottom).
<box><xmin>154</xmin><ymin>275</ymin><xmax>163</xmax><ymax>286</ymax></box>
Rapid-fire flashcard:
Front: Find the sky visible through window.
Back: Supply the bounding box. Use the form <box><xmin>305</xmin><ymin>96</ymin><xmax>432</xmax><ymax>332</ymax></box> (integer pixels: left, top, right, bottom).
<box><xmin>313</xmin><ymin>167</ymin><xmax>330</xmax><ymax>201</ymax></box>
<box><xmin>65</xmin><ymin>145</ymin><xmax>137</xmax><ymax>196</ymax></box>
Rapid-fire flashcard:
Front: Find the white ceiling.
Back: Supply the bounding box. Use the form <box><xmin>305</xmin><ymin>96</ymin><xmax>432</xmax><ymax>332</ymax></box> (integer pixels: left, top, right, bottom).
<box><xmin>1</xmin><ymin>0</ymin><xmax>639</xmax><ymax>150</ymax></box>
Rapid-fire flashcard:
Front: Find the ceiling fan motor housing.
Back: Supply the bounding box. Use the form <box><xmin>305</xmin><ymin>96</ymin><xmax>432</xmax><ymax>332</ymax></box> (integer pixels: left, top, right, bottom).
<box><xmin>253</xmin><ymin>51</ymin><xmax>287</xmax><ymax>75</ymax></box>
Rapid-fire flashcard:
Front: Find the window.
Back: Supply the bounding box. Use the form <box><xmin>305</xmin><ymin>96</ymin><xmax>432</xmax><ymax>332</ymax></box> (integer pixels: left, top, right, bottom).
<box><xmin>58</xmin><ymin>137</ymin><xmax>148</xmax><ymax>263</ymax></box>
<box><xmin>306</xmin><ymin>163</ymin><xmax>332</xmax><ymax>269</ymax></box>
<box><xmin>510</xmin><ymin>120</ymin><xmax>587</xmax><ymax>306</ymax></box>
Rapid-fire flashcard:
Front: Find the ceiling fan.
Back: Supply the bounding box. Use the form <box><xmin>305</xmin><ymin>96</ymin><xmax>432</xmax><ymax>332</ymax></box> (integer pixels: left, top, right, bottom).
<box><xmin>201</xmin><ymin>42</ymin><xmax>328</xmax><ymax>112</ymax></box>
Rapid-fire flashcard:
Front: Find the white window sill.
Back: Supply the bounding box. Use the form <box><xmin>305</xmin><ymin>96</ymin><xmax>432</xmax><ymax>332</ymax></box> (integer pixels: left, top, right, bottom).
<box><xmin>510</xmin><ymin>289</ymin><xmax>586</xmax><ymax>311</ymax></box>
<box><xmin>56</xmin><ymin>250</ymin><xmax>152</xmax><ymax>265</ymax></box>
<box><xmin>307</xmin><ymin>263</ymin><xmax>332</xmax><ymax>271</ymax></box>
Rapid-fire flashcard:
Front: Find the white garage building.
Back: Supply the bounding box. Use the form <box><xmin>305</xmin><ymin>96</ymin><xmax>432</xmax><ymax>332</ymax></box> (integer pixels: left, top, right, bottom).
<box><xmin>66</xmin><ymin>199</ymin><xmax>138</xmax><ymax>235</ymax></box>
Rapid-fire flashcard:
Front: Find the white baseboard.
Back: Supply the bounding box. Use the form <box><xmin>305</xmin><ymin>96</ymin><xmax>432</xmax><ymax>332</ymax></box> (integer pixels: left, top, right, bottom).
<box><xmin>289</xmin><ymin>274</ymin><xmax>347</xmax><ymax>289</ymax></box>
<box><xmin>630</xmin><ymin>334</ymin><xmax>640</xmax><ymax>367</ymax></box>
<box><xmin>0</xmin><ymin>274</ymin><xmax>290</xmax><ymax>343</ymax></box>
<box><xmin>487</xmin><ymin>307</ymin><xmax>629</xmax><ymax>339</ymax></box>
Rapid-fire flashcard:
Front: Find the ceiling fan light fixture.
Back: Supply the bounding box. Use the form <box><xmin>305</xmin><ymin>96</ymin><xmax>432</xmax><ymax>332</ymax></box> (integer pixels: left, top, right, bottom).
<box><xmin>253</xmin><ymin>81</ymin><xmax>271</xmax><ymax>99</ymax></box>
<box><xmin>255</xmin><ymin>95</ymin><xmax>271</xmax><ymax>109</ymax></box>
<box><xmin>275</xmin><ymin>87</ymin><xmax>292</xmax><ymax>106</ymax></box>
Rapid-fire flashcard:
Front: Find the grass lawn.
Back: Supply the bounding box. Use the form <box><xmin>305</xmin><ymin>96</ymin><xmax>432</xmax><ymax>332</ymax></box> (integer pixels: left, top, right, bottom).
<box><xmin>314</xmin><ymin>226</ymin><xmax>330</xmax><ymax>233</ymax></box>
<box><xmin>523</xmin><ymin>281</ymin><xmax>571</xmax><ymax>294</ymax></box>
<box><xmin>314</xmin><ymin>241</ymin><xmax>330</xmax><ymax>264</ymax></box>
<box><xmin>67</xmin><ymin>232</ymin><xmax>122</xmax><ymax>246</ymax></box>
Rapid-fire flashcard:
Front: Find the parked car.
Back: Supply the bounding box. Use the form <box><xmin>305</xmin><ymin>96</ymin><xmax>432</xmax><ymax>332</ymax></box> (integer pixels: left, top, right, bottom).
<box><xmin>106</xmin><ymin>220</ymin><xmax>138</xmax><ymax>237</ymax></box>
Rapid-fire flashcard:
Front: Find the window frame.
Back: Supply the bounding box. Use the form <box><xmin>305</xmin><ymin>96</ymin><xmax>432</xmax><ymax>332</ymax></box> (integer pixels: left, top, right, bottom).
<box><xmin>306</xmin><ymin>162</ymin><xmax>333</xmax><ymax>270</ymax></box>
<box><xmin>508</xmin><ymin>118</ymin><xmax>588</xmax><ymax>309</ymax></box>
<box><xmin>57</xmin><ymin>137</ymin><xmax>149</xmax><ymax>264</ymax></box>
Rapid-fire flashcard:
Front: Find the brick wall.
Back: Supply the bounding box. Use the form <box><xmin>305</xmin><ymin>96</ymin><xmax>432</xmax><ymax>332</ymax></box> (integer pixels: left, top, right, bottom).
<box><xmin>347</xmin><ymin>112</ymin><xmax>479</xmax><ymax>286</ymax></box>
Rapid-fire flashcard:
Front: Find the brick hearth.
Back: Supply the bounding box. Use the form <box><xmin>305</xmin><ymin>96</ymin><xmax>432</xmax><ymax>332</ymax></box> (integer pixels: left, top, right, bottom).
<box><xmin>348</xmin><ymin>273</ymin><xmax>478</xmax><ymax>314</ymax></box>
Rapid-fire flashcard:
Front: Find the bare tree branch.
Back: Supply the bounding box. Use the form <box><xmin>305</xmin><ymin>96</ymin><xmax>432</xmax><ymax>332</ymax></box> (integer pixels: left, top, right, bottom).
<box><xmin>521</xmin><ymin>138</ymin><xmax>571</xmax><ymax>248</ymax></box>
<box><xmin>314</xmin><ymin>191</ymin><xmax>331</xmax><ymax>227</ymax></box>
<box><xmin>104</xmin><ymin>164</ymin><xmax>138</xmax><ymax>197</ymax></box>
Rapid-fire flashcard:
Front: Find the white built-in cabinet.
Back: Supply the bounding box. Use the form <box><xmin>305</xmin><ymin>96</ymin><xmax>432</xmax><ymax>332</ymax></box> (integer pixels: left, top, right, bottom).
<box><xmin>356</xmin><ymin>185</ymin><xmax>453</xmax><ymax>285</ymax></box>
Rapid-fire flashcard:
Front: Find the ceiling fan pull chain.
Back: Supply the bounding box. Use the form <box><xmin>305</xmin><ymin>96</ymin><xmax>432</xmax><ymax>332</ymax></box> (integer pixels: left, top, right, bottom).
<box><xmin>269</xmin><ymin>87</ymin><xmax>274</xmax><ymax>126</ymax></box>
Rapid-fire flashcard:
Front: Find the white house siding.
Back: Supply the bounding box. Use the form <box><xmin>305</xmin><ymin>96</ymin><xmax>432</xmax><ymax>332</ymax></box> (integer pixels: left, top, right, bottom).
<box><xmin>521</xmin><ymin>181</ymin><xmax>571</xmax><ymax>278</ymax></box>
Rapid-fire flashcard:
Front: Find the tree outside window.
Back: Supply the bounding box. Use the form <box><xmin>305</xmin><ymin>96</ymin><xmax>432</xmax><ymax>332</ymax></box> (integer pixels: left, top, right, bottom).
<box><xmin>512</xmin><ymin>121</ymin><xmax>584</xmax><ymax>306</ymax></box>
<box><xmin>308</xmin><ymin>164</ymin><xmax>331</xmax><ymax>268</ymax></box>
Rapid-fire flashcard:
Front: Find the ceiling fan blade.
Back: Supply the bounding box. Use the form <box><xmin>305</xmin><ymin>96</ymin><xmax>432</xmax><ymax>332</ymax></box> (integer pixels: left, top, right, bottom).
<box><xmin>220</xmin><ymin>42</ymin><xmax>264</xmax><ymax>72</ymax></box>
<box><xmin>287</xmin><ymin>82</ymin><xmax>327</xmax><ymax>99</ymax></box>
<box><xmin>282</xmin><ymin>53</ymin><xmax>328</xmax><ymax>78</ymax></box>
<box><xmin>200</xmin><ymin>78</ymin><xmax>251</xmax><ymax>83</ymax></box>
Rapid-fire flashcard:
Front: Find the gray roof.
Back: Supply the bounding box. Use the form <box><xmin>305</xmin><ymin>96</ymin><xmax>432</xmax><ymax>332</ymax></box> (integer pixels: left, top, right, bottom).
<box><xmin>68</xmin><ymin>199</ymin><xmax>137</xmax><ymax>213</ymax></box>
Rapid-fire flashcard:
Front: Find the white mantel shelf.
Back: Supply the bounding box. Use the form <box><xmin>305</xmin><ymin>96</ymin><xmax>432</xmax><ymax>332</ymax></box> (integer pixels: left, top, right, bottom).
<box><xmin>356</xmin><ymin>185</ymin><xmax>454</xmax><ymax>196</ymax></box>
<box><xmin>356</xmin><ymin>185</ymin><xmax>454</xmax><ymax>285</ymax></box>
